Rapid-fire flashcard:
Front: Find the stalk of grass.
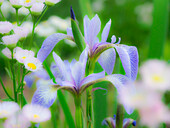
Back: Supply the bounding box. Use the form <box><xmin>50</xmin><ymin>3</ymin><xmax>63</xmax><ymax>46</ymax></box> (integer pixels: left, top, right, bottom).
<box><xmin>148</xmin><ymin>0</ymin><xmax>169</xmax><ymax>58</ymax></box>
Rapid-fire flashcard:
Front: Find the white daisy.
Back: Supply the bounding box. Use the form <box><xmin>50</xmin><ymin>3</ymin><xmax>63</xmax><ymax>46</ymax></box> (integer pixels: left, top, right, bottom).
<box><xmin>0</xmin><ymin>102</ymin><xmax>20</xmax><ymax>119</ymax></box>
<box><xmin>22</xmin><ymin>0</ymin><xmax>35</xmax><ymax>8</ymax></box>
<box><xmin>35</xmin><ymin>21</ymin><xmax>56</xmax><ymax>37</ymax></box>
<box><xmin>48</xmin><ymin>16</ymin><xmax>70</xmax><ymax>31</ymax></box>
<box><xmin>45</xmin><ymin>0</ymin><xmax>61</xmax><ymax>6</ymax></box>
<box><xmin>3</xmin><ymin>113</ymin><xmax>31</xmax><ymax>128</ymax></box>
<box><xmin>140</xmin><ymin>59</ymin><xmax>170</xmax><ymax>92</ymax></box>
<box><xmin>0</xmin><ymin>21</ymin><xmax>13</xmax><ymax>34</ymax></box>
<box><xmin>13</xmin><ymin>26</ymin><xmax>29</xmax><ymax>40</ymax></box>
<box><xmin>15</xmin><ymin>48</ymin><xmax>35</xmax><ymax>63</ymax></box>
<box><xmin>24</xmin><ymin>57</ymin><xmax>42</xmax><ymax>72</ymax></box>
<box><xmin>22</xmin><ymin>104</ymin><xmax>51</xmax><ymax>123</ymax></box>
<box><xmin>9</xmin><ymin>0</ymin><xmax>23</xmax><ymax>9</ymax></box>
<box><xmin>2</xmin><ymin>47</ymin><xmax>12</xmax><ymax>59</ymax></box>
<box><xmin>2</xmin><ymin>34</ymin><xmax>19</xmax><ymax>49</ymax></box>
<box><xmin>30</xmin><ymin>2</ymin><xmax>44</xmax><ymax>16</ymax></box>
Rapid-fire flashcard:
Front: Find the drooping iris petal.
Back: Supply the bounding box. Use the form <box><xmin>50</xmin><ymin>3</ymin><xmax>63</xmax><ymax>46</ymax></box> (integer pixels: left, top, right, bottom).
<box><xmin>52</xmin><ymin>52</ymin><xmax>68</xmax><ymax>81</ymax></box>
<box><xmin>98</xmin><ymin>48</ymin><xmax>116</xmax><ymax>75</ymax></box>
<box><xmin>37</xmin><ymin>33</ymin><xmax>71</xmax><ymax>62</ymax></box>
<box><xmin>80</xmin><ymin>71</ymin><xmax>105</xmax><ymax>87</ymax></box>
<box><xmin>105</xmin><ymin>74</ymin><xmax>133</xmax><ymax>114</ymax></box>
<box><xmin>101</xmin><ymin>19</ymin><xmax>111</xmax><ymax>43</ymax></box>
<box><xmin>32</xmin><ymin>80</ymin><xmax>57</xmax><ymax>108</ymax></box>
<box><xmin>114</xmin><ymin>45</ymin><xmax>139</xmax><ymax>81</ymax></box>
<box><xmin>86</xmin><ymin>15</ymin><xmax>101</xmax><ymax>49</ymax></box>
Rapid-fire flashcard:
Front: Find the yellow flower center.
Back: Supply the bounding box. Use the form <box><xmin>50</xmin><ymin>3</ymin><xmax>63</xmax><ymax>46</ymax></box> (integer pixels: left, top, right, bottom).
<box><xmin>25</xmin><ymin>0</ymin><xmax>31</xmax><ymax>3</ymax></box>
<box><xmin>12</xmin><ymin>124</ymin><xmax>21</xmax><ymax>128</ymax></box>
<box><xmin>0</xmin><ymin>110</ymin><xmax>8</xmax><ymax>115</ymax></box>
<box><xmin>22</xmin><ymin>56</ymin><xmax>26</xmax><ymax>59</ymax></box>
<box><xmin>152</xmin><ymin>75</ymin><xmax>163</xmax><ymax>83</ymax></box>
<box><xmin>33</xmin><ymin>114</ymin><xmax>40</xmax><ymax>119</ymax></box>
<box><xmin>27</xmin><ymin>63</ymin><xmax>36</xmax><ymax>70</ymax></box>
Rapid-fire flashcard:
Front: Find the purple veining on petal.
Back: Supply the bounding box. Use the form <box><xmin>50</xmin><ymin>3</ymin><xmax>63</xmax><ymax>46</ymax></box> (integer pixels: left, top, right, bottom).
<box><xmin>101</xmin><ymin>19</ymin><xmax>111</xmax><ymax>43</ymax></box>
<box><xmin>98</xmin><ymin>48</ymin><xmax>116</xmax><ymax>75</ymax></box>
<box><xmin>37</xmin><ymin>33</ymin><xmax>69</xmax><ymax>62</ymax></box>
<box><xmin>114</xmin><ymin>45</ymin><xmax>139</xmax><ymax>81</ymax></box>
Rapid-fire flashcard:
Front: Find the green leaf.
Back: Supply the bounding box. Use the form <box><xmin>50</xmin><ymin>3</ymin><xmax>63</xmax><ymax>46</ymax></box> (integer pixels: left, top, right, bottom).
<box><xmin>148</xmin><ymin>0</ymin><xmax>169</xmax><ymax>59</ymax></box>
<box><xmin>71</xmin><ymin>19</ymin><xmax>86</xmax><ymax>52</ymax></box>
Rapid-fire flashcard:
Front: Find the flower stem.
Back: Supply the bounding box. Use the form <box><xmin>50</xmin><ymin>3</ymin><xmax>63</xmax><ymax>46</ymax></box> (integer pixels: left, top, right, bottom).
<box><xmin>0</xmin><ymin>77</ymin><xmax>14</xmax><ymax>101</ymax></box>
<box><xmin>16</xmin><ymin>8</ymin><xmax>19</xmax><ymax>26</ymax></box>
<box><xmin>29</xmin><ymin>14</ymin><xmax>36</xmax><ymax>50</ymax></box>
<box><xmin>0</xmin><ymin>6</ymin><xmax>6</xmax><ymax>21</ymax></box>
<box><xmin>19</xmin><ymin>13</ymin><xmax>31</xmax><ymax>26</ymax></box>
<box><xmin>35</xmin><ymin>5</ymin><xmax>48</xmax><ymax>27</ymax></box>
<box><xmin>20</xmin><ymin>67</ymin><xmax>26</xmax><ymax>108</ymax></box>
<box><xmin>116</xmin><ymin>103</ymin><xmax>124</xmax><ymax>128</ymax></box>
<box><xmin>86</xmin><ymin>58</ymin><xmax>95</xmax><ymax>128</ymax></box>
<box><xmin>11</xmin><ymin>50</ymin><xmax>17</xmax><ymax>102</ymax></box>
<box><xmin>74</xmin><ymin>95</ymin><xmax>83</xmax><ymax>128</ymax></box>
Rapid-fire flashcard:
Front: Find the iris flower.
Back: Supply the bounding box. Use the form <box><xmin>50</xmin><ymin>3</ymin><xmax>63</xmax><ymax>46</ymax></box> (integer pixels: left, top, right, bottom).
<box><xmin>37</xmin><ymin>14</ymin><xmax>138</xmax><ymax>81</ymax></box>
<box><xmin>102</xmin><ymin>115</ymin><xmax>136</xmax><ymax>128</ymax></box>
<box><xmin>31</xmin><ymin>47</ymin><xmax>133</xmax><ymax>114</ymax></box>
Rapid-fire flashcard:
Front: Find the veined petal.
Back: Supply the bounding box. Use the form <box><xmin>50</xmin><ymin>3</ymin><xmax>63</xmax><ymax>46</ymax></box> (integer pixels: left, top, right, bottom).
<box><xmin>105</xmin><ymin>74</ymin><xmax>133</xmax><ymax>114</ymax></box>
<box><xmin>98</xmin><ymin>48</ymin><xmax>116</xmax><ymax>75</ymax></box>
<box><xmin>84</xmin><ymin>15</ymin><xmax>90</xmax><ymax>44</ymax></box>
<box><xmin>34</xmin><ymin>69</ymin><xmax>50</xmax><ymax>80</ymax></box>
<box><xmin>52</xmin><ymin>52</ymin><xmax>68</xmax><ymax>81</ymax></box>
<box><xmin>114</xmin><ymin>45</ymin><xmax>139</xmax><ymax>81</ymax></box>
<box><xmin>101</xmin><ymin>19</ymin><xmax>111</xmax><ymax>43</ymax></box>
<box><xmin>71</xmin><ymin>62</ymin><xmax>84</xmax><ymax>88</ymax></box>
<box><xmin>59</xmin><ymin>81</ymin><xmax>77</xmax><ymax>94</ymax></box>
<box><xmin>32</xmin><ymin>81</ymin><xmax>57</xmax><ymax>108</ymax></box>
<box><xmin>79</xmin><ymin>46</ymin><xmax>89</xmax><ymax>72</ymax></box>
<box><xmin>37</xmin><ymin>33</ymin><xmax>70</xmax><ymax>62</ymax></box>
<box><xmin>86</xmin><ymin>15</ymin><xmax>101</xmax><ymax>49</ymax></box>
<box><xmin>105</xmin><ymin>74</ymin><xmax>129</xmax><ymax>92</ymax></box>
<box><xmin>24</xmin><ymin>73</ymin><xmax>36</xmax><ymax>88</ymax></box>
<box><xmin>80</xmin><ymin>71</ymin><xmax>105</xmax><ymax>87</ymax></box>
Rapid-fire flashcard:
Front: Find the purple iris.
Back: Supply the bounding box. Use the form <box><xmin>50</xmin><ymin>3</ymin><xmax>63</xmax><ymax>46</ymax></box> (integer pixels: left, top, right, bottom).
<box><xmin>102</xmin><ymin>115</ymin><xmax>136</xmax><ymax>128</ymax></box>
<box><xmin>37</xmin><ymin>14</ymin><xmax>138</xmax><ymax>81</ymax></box>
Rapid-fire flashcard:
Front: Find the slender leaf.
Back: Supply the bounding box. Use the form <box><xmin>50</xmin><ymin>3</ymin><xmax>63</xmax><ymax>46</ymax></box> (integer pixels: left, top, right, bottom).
<box><xmin>148</xmin><ymin>0</ymin><xmax>169</xmax><ymax>58</ymax></box>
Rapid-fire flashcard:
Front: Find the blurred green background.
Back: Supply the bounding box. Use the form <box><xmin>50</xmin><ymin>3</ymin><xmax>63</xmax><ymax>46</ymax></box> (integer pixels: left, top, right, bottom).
<box><xmin>0</xmin><ymin>0</ymin><xmax>170</xmax><ymax>127</ymax></box>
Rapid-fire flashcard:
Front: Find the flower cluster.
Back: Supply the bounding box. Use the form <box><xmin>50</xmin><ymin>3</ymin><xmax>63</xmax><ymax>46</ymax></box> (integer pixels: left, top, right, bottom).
<box><xmin>2</xmin><ymin>47</ymin><xmax>42</xmax><ymax>72</ymax></box>
<box><xmin>0</xmin><ymin>101</ymin><xmax>51</xmax><ymax>128</ymax></box>
<box><xmin>119</xmin><ymin>59</ymin><xmax>170</xmax><ymax>127</ymax></box>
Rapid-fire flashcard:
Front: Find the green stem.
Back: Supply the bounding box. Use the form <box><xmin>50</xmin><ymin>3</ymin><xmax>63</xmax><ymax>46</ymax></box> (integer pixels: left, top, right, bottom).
<box><xmin>0</xmin><ymin>77</ymin><xmax>14</xmax><ymax>101</ymax></box>
<box><xmin>20</xmin><ymin>67</ymin><xmax>26</xmax><ymax>108</ymax></box>
<box><xmin>0</xmin><ymin>6</ymin><xmax>6</xmax><ymax>21</ymax></box>
<box><xmin>35</xmin><ymin>5</ymin><xmax>48</xmax><ymax>27</ymax></box>
<box><xmin>74</xmin><ymin>95</ymin><xmax>83</xmax><ymax>128</ymax></box>
<box><xmin>116</xmin><ymin>104</ymin><xmax>124</xmax><ymax>128</ymax></box>
<box><xmin>19</xmin><ymin>13</ymin><xmax>31</xmax><ymax>26</ymax></box>
<box><xmin>86</xmin><ymin>58</ymin><xmax>95</xmax><ymax>128</ymax></box>
<box><xmin>16</xmin><ymin>8</ymin><xmax>19</xmax><ymax>26</ymax></box>
<box><xmin>11</xmin><ymin>50</ymin><xmax>17</xmax><ymax>102</ymax></box>
<box><xmin>29</xmin><ymin>14</ymin><xmax>36</xmax><ymax>49</ymax></box>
